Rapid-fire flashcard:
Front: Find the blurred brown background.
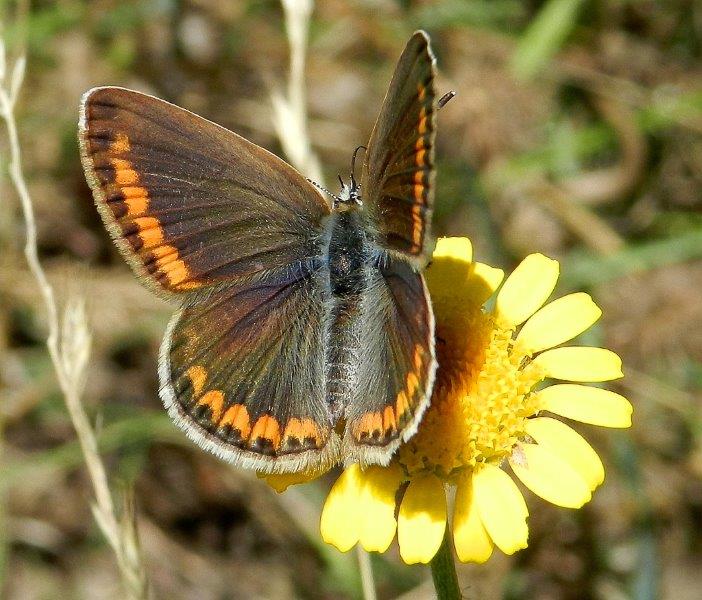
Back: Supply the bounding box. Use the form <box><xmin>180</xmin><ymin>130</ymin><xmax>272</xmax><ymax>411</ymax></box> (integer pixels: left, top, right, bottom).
<box><xmin>1</xmin><ymin>0</ymin><xmax>701</xmax><ymax>598</ymax></box>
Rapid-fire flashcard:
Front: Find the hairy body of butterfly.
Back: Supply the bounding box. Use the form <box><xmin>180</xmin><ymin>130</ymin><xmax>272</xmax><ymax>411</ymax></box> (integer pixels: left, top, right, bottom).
<box><xmin>326</xmin><ymin>210</ymin><xmax>369</xmax><ymax>420</ymax></box>
<box><xmin>79</xmin><ymin>31</ymin><xmax>439</xmax><ymax>473</ymax></box>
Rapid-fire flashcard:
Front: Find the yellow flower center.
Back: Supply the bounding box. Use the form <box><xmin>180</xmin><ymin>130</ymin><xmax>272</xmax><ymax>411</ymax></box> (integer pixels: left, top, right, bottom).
<box><xmin>397</xmin><ymin>257</ymin><xmax>544</xmax><ymax>480</ymax></box>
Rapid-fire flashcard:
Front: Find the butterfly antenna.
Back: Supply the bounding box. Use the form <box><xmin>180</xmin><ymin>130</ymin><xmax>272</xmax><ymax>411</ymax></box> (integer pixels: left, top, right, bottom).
<box><xmin>438</xmin><ymin>90</ymin><xmax>456</xmax><ymax>110</ymax></box>
<box><xmin>350</xmin><ymin>145</ymin><xmax>367</xmax><ymax>187</ymax></box>
<box><xmin>307</xmin><ymin>178</ymin><xmax>340</xmax><ymax>203</ymax></box>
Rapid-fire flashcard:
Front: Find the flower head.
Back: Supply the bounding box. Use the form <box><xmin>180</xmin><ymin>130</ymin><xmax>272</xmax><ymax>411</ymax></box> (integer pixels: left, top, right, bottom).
<box><xmin>320</xmin><ymin>238</ymin><xmax>632</xmax><ymax>564</ymax></box>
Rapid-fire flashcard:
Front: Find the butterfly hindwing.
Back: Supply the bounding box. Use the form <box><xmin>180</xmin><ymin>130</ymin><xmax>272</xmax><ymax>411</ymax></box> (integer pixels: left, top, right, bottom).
<box><xmin>343</xmin><ymin>258</ymin><xmax>436</xmax><ymax>464</ymax></box>
<box><xmin>161</xmin><ymin>266</ymin><xmax>341</xmax><ymax>473</ymax></box>
<box><xmin>79</xmin><ymin>87</ymin><xmax>331</xmax><ymax>296</ymax></box>
<box><xmin>361</xmin><ymin>31</ymin><xmax>437</xmax><ymax>267</ymax></box>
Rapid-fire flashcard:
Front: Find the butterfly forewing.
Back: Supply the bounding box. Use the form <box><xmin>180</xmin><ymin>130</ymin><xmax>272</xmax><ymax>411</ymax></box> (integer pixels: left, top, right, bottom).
<box><xmin>79</xmin><ymin>87</ymin><xmax>331</xmax><ymax>296</ymax></box>
<box><xmin>361</xmin><ymin>31</ymin><xmax>437</xmax><ymax>267</ymax></box>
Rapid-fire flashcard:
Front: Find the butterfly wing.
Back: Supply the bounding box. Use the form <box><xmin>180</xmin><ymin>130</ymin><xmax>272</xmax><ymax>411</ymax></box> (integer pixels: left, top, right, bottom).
<box><xmin>342</xmin><ymin>31</ymin><xmax>438</xmax><ymax>463</ymax></box>
<box><xmin>79</xmin><ymin>87</ymin><xmax>338</xmax><ymax>472</ymax></box>
<box><xmin>161</xmin><ymin>268</ymin><xmax>341</xmax><ymax>473</ymax></box>
<box><xmin>342</xmin><ymin>259</ymin><xmax>436</xmax><ymax>465</ymax></box>
<box><xmin>361</xmin><ymin>30</ymin><xmax>437</xmax><ymax>267</ymax></box>
<box><xmin>79</xmin><ymin>87</ymin><xmax>331</xmax><ymax>296</ymax></box>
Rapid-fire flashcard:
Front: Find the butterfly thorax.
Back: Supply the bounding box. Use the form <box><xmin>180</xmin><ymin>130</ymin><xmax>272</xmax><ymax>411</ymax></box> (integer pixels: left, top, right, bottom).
<box><xmin>328</xmin><ymin>209</ymin><xmax>369</xmax><ymax>298</ymax></box>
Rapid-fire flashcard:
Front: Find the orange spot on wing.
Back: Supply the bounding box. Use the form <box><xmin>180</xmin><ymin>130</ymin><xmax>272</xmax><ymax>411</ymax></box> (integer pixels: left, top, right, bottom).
<box><xmin>383</xmin><ymin>406</ymin><xmax>397</xmax><ymax>433</ymax></box>
<box><xmin>251</xmin><ymin>415</ymin><xmax>282</xmax><ymax>450</ymax></box>
<box><xmin>406</xmin><ymin>371</ymin><xmax>420</xmax><ymax>397</ymax></box>
<box><xmin>134</xmin><ymin>217</ymin><xmax>163</xmax><ymax>248</ymax></box>
<box><xmin>283</xmin><ymin>418</ymin><xmax>320</xmax><ymax>444</ymax></box>
<box><xmin>417</xmin><ymin>107</ymin><xmax>427</xmax><ymax>135</ymax></box>
<box><xmin>187</xmin><ymin>366</ymin><xmax>207</xmax><ymax>396</ymax></box>
<box><xmin>120</xmin><ymin>187</ymin><xmax>150</xmax><ymax>215</ymax></box>
<box><xmin>151</xmin><ymin>245</ymin><xmax>178</xmax><ymax>261</ymax></box>
<box><xmin>151</xmin><ymin>244</ymin><xmax>201</xmax><ymax>289</ymax></box>
<box><xmin>411</xmin><ymin>204</ymin><xmax>423</xmax><ymax>246</ymax></box>
<box><xmin>220</xmin><ymin>404</ymin><xmax>251</xmax><ymax>439</ymax></box>
<box><xmin>121</xmin><ymin>186</ymin><xmax>147</xmax><ymax>198</ymax></box>
<box><xmin>111</xmin><ymin>133</ymin><xmax>131</xmax><ymax>154</ymax></box>
<box><xmin>413</xmin><ymin>180</ymin><xmax>424</xmax><ymax>203</ymax></box>
<box><xmin>354</xmin><ymin>411</ymin><xmax>383</xmax><ymax>440</ymax></box>
<box><xmin>124</xmin><ymin>193</ymin><xmax>148</xmax><ymax>216</ymax></box>
<box><xmin>111</xmin><ymin>159</ymin><xmax>140</xmax><ymax>186</ymax></box>
<box><xmin>413</xmin><ymin>344</ymin><xmax>424</xmax><ymax>369</ymax></box>
<box><xmin>197</xmin><ymin>390</ymin><xmax>224</xmax><ymax>423</ymax></box>
<box><xmin>417</xmin><ymin>84</ymin><xmax>426</xmax><ymax>101</ymax></box>
<box><xmin>159</xmin><ymin>257</ymin><xmax>190</xmax><ymax>287</ymax></box>
<box><xmin>175</xmin><ymin>280</ymin><xmax>204</xmax><ymax>290</ymax></box>
<box><xmin>396</xmin><ymin>390</ymin><xmax>409</xmax><ymax>420</ymax></box>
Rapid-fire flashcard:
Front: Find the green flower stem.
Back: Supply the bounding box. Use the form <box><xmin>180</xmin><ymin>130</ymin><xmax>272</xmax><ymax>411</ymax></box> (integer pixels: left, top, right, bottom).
<box><xmin>429</xmin><ymin>525</ymin><xmax>461</xmax><ymax>600</ymax></box>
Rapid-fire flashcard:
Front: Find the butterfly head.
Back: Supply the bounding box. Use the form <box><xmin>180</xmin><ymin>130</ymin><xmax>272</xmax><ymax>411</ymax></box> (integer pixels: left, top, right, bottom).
<box><xmin>336</xmin><ymin>174</ymin><xmax>361</xmax><ymax>208</ymax></box>
<box><xmin>335</xmin><ymin>144</ymin><xmax>367</xmax><ymax>209</ymax></box>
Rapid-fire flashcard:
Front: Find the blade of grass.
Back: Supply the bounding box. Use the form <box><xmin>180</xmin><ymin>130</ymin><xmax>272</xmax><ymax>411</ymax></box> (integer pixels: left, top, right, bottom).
<box><xmin>511</xmin><ymin>0</ymin><xmax>586</xmax><ymax>79</ymax></box>
<box><xmin>560</xmin><ymin>229</ymin><xmax>702</xmax><ymax>288</ymax></box>
<box><xmin>0</xmin><ymin>412</ymin><xmax>178</xmax><ymax>492</ymax></box>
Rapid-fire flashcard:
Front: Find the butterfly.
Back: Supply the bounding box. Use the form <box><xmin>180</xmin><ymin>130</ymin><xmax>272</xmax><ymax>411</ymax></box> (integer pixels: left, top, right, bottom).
<box><xmin>78</xmin><ymin>30</ymin><xmax>438</xmax><ymax>474</ymax></box>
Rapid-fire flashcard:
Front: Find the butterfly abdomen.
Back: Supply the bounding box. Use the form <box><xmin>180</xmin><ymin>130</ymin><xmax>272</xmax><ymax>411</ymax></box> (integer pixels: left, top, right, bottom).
<box><xmin>324</xmin><ymin>210</ymin><xmax>372</xmax><ymax>418</ymax></box>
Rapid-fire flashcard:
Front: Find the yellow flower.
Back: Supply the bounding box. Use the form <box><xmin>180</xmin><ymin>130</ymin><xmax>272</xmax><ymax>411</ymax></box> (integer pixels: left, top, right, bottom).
<box><xmin>320</xmin><ymin>237</ymin><xmax>632</xmax><ymax>564</ymax></box>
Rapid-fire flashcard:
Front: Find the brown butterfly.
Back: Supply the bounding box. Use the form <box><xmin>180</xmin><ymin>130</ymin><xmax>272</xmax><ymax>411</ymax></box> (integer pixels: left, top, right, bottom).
<box><xmin>78</xmin><ymin>31</ymin><xmax>438</xmax><ymax>474</ymax></box>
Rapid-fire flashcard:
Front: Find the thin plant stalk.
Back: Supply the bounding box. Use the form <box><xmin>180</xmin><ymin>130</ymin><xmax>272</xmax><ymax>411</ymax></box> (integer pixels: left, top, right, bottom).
<box><xmin>0</xmin><ymin>39</ymin><xmax>149</xmax><ymax>599</ymax></box>
<box><xmin>429</xmin><ymin>526</ymin><xmax>461</xmax><ymax>600</ymax></box>
<box><xmin>356</xmin><ymin>545</ymin><xmax>378</xmax><ymax>600</ymax></box>
<box><xmin>271</xmin><ymin>2</ymin><xmax>378</xmax><ymax>599</ymax></box>
<box><xmin>272</xmin><ymin>0</ymin><xmax>323</xmax><ymax>183</ymax></box>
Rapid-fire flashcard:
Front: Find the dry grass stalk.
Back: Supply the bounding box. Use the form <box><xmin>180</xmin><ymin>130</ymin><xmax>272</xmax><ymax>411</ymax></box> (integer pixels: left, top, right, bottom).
<box><xmin>0</xmin><ymin>37</ymin><xmax>150</xmax><ymax>599</ymax></box>
<box><xmin>270</xmin><ymin>3</ymin><xmax>376</xmax><ymax>599</ymax></box>
<box><xmin>271</xmin><ymin>0</ymin><xmax>324</xmax><ymax>183</ymax></box>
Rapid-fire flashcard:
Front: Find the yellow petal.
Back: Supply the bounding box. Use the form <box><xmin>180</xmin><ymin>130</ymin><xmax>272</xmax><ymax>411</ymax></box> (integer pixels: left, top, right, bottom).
<box><xmin>397</xmin><ymin>474</ymin><xmax>447</xmax><ymax>564</ymax></box>
<box><xmin>509</xmin><ymin>443</ymin><xmax>591</xmax><ymax>508</ymax></box>
<box><xmin>525</xmin><ymin>417</ymin><xmax>604</xmax><ymax>490</ymax></box>
<box><xmin>432</xmin><ymin>236</ymin><xmax>473</xmax><ymax>262</ymax></box>
<box><xmin>535</xmin><ymin>384</ymin><xmax>632</xmax><ymax>427</ymax></box>
<box><xmin>516</xmin><ymin>293</ymin><xmax>602</xmax><ymax>355</ymax></box>
<box><xmin>258</xmin><ymin>470</ymin><xmax>321</xmax><ymax>493</ymax></box>
<box><xmin>495</xmin><ymin>254</ymin><xmax>560</xmax><ymax>328</ymax></box>
<box><xmin>320</xmin><ymin>465</ymin><xmax>363</xmax><ymax>552</ymax></box>
<box><xmin>533</xmin><ymin>347</ymin><xmax>623</xmax><ymax>382</ymax></box>
<box><xmin>468</xmin><ymin>262</ymin><xmax>505</xmax><ymax>305</ymax></box>
<box><xmin>453</xmin><ymin>475</ymin><xmax>493</xmax><ymax>563</ymax></box>
<box><xmin>426</xmin><ymin>238</ymin><xmax>474</xmax><ymax>305</ymax></box>
<box><xmin>359</xmin><ymin>464</ymin><xmax>403</xmax><ymax>552</ymax></box>
<box><xmin>473</xmin><ymin>463</ymin><xmax>529</xmax><ymax>555</ymax></box>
